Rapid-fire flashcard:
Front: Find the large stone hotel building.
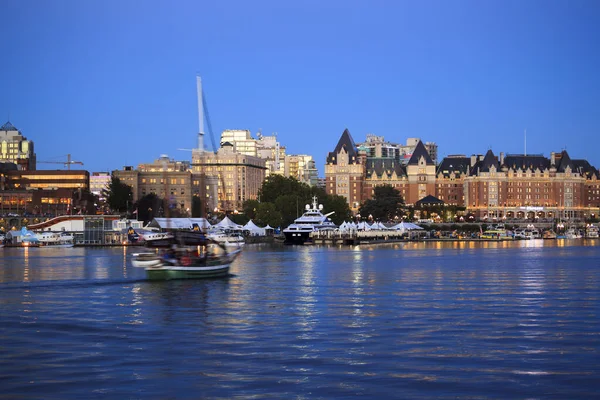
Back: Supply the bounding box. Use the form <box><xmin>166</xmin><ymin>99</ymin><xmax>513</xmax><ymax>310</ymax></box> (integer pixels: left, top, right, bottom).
<box><xmin>326</xmin><ymin>129</ymin><xmax>600</xmax><ymax>221</ymax></box>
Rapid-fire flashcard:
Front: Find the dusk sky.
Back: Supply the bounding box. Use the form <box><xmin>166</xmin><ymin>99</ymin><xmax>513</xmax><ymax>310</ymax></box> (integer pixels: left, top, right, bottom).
<box><xmin>1</xmin><ymin>0</ymin><xmax>599</xmax><ymax>174</ymax></box>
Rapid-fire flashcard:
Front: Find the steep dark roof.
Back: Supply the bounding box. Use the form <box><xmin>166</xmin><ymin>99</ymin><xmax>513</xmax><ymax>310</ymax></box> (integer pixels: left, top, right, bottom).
<box><xmin>407</xmin><ymin>140</ymin><xmax>434</xmax><ymax>166</ymax></box>
<box><xmin>366</xmin><ymin>159</ymin><xmax>406</xmax><ymax>179</ymax></box>
<box><xmin>0</xmin><ymin>121</ymin><xmax>18</xmax><ymax>131</ymax></box>
<box><xmin>556</xmin><ymin>150</ymin><xmax>574</xmax><ymax>173</ymax></box>
<box><xmin>416</xmin><ymin>195</ymin><xmax>445</xmax><ymax>206</ymax></box>
<box><xmin>473</xmin><ymin>149</ymin><xmax>499</xmax><ymax>173</ymax></box>
<box><xmin>436</xmin><ymin>156</ymin><xmax>470</xmax><ymax>177</ymax></box>
<box><xmin>503</xmin><ymin>155</ymin><xmax>550</xmax><ymax>171</ymax></box>
<box><xmin>326</xmin><ymin>128</ymin><xmax>358</xmax><ymax>165</ymax></box>
<box><xmin>572</xmin><ymin>159</ymin><xmax>598</xmax><ymax>178</ymax></box>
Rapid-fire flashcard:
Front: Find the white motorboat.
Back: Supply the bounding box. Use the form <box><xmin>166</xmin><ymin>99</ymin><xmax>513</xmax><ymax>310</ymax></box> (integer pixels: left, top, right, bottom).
<box><xmin>564</xmin><ymin>228</ymin><xmax>583</xmax><ymax>239</ymax></box>
<box><xmin>207</xmin><ymin>231</ymin><xmax>245</xmax><ymax>247</ymax></box>
<box><xmin>283</xmin><ymin>196</ymin><xmax>336</xmax><ymax>244</ymax></box>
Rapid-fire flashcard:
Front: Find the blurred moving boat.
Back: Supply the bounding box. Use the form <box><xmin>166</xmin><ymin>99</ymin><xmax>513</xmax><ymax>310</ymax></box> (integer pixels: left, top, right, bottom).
<box><xmin>132</xmin><ymin>239</ymin><xmax>241</xmax><ymax>281</ymax></box>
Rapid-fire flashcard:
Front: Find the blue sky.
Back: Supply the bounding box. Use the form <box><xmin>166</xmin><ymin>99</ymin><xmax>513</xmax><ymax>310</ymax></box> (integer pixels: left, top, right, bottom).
<box><xmin>1</xmin><ymin>0</ymin><xmax>599</xmax><ymax>174</ymax></box>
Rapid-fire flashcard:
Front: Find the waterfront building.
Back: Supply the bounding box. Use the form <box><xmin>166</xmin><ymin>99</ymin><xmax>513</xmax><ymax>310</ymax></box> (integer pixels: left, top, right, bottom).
<box><xmin>0</xmin><ymin>167</ymin><xmax>91</xmax><ymax>217</ymax></box>
<box><xmin>6</xmin><ymin>169</ymin><xmax>89</xmax><ymax>191</ymax></box>
<box><xmin>0</xmin><ymin>121</ymin><xmax>36</xmax><ymax>171</ymax></box>
<box><xmin>327</xmin><ymin>129</ymin><xmax>599</xmax><ymax>221</ymax></box>
<box><xmin>326</xmin><ymin>129</ymin><xmax>438</xmax><ymax>212</ymax></box>
<box><xmin>191</xmin><ymin>143</ymin><xmax>266</xmax><ymax>213</ymax></box>
<box><xmin>463</xmin><ymin>150</ymin><xmax>600</xmax><ymax>221</ymax></box>
<box><xmin>114</xmin><ymin>156</ymin><xmax>198</xmax><ymax>216</ymax></box>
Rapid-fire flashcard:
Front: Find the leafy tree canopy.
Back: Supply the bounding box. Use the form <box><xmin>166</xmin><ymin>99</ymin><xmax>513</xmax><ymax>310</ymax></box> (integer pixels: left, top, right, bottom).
<box><xmin>133</xmin><ymin>193</ymin><xmax>163</xmax><ymax>223</ymax></box>
<box><xmin>359</xmin><ymin>185</ymin><xmax>404</xmax><ymax>222</ymax></box>
<box><xmin>102</xmin><ymin>176</ymin><xmax>133</xmax><ymax>214</ymax></box>
<box><xmin>255</xmin><ymin>202</ymin><xmax>282</xmax><ymax>228</ymax></box>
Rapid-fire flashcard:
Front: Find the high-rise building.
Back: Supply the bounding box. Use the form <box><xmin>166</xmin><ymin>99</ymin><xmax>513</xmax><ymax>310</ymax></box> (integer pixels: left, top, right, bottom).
<box><xmin>90</xmin><ymin>172</ymin><xmax>111</xmax><ymax>198</ymax></box>
<box><xmin>191</xmin><ymin>143</ymin><xmax>266</xmax><ymax>212</ymax></box>
<box><xmin>0</xmin><ymin>121</ymin><xmax>36</xmax><ymax>171</ymax></box>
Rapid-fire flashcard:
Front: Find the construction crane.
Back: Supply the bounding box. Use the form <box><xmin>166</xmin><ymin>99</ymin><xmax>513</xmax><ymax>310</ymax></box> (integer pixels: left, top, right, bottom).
<box><xmin>38</xmin><ymin>154</ymin><xmax>84</xmax><ymax>170</ymax></box>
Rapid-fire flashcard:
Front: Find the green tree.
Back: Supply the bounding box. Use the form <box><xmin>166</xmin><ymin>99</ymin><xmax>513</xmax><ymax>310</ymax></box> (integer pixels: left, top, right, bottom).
<box><xmin>191</xmin><ymin>195</ymin><xmax>202</xmax><ymax>217</ymax></box>
<box><xmin>255</xmin><ymin>202</ymin><xmax>282</xmax><ymax>228</ymax></box>
<box><xmin>242</xmin><ymin>199</ymin><xmax>260</xmax><ymax>221</ymax></box>
<box><xmin>258</xmin><ymin>175</ymin><xmax>311</xmax><ymax>203</ymax></box>
<box><xmin>102</xmin><ymin>176</ymin><xmax>133</xmax><ymax>214</ymax></box>
<box><xmin>134</xmin><ymin>193</ymin><xmax>163</xmax><ymax>223</ymax></box>
<box><xmin>321</xmin><ymin>194</ymin><xmax>352</xmax><ymax>225</ymax></box>
<box><xmin>359</xmin><ymin>185</ymin><xmax>404</xmax><ymax>222</ymax></box>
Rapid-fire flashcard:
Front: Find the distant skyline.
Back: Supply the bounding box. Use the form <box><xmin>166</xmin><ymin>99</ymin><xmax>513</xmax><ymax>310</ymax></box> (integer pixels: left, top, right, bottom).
<box><xmin>1</xmin><ymin>0</ymin><xmax>599</xmax><ymax>174</ymax></box>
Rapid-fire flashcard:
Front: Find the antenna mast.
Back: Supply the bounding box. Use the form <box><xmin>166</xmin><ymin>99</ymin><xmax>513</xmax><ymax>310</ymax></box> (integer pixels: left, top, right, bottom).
<box><xmin>196</xmin><ymin>76</ymin><xmax>204</xmax><ymax>152</ymax></box>
<box><xmin>524</xmin><ymin>129</ymin><xmax>527</xmax><ymax>156</ymax></box>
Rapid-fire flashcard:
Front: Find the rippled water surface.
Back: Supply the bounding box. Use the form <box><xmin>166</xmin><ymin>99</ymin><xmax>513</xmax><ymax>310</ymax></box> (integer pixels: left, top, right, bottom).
<box><xmin>1</xmin><ymin>241</ymin><xmax>599</xmax><ymax>399</ymax></box>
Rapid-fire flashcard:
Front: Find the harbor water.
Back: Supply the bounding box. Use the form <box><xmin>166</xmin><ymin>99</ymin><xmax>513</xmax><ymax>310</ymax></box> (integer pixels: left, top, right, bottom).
<box><xmin>1</xmin><ymin>241</ymin><xmax>599</xmax><ymax>399</ymax></box>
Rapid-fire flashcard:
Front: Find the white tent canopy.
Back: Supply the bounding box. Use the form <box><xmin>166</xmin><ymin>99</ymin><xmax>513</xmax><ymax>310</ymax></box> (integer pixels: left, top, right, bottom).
<box><xmin>213</xmin><ymin>216</ymin><xmax>243</xmax><ymax>230</ymax></box>
<box><xmin>391</xmin><ymin>222</ymin><xmax>424</xmax><ymax>232</ymax></box>
<box><xmin>243</xmin><ymin>220</ymin><xmax>266</xmax><ymax>236</ymax></box>
<box><xmin>148</xmin><ymin>218</ymin><xmax>212</xmax><ymax>230</ymax></box>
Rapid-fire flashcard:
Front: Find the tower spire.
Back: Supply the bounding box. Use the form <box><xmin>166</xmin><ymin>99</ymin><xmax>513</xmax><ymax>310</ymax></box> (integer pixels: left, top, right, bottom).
<box><xmin>196</xmin><ymin>75</ymin><xmax>205</xmax><ymax>152</ymax></box>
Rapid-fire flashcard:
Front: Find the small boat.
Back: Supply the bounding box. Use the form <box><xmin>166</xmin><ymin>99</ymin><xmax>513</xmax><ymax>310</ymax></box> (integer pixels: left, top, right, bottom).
<box><xmin>132</xmin><ymin>242</ymin><xmax>241</xmax><ymax>281</ymax></box>
<box><xmin>480</xmin><ymin>229</ymin><xmax>513</xmax><ymax>240</ymax></box>
<box><xmin>586</xmin><ymin>224</ymin><xmax>599</xmax><ymax>238</ymax></box>
<box><xmin>542</xmin><ymin>230</ymin><xmax>557</xmax><ymax>239</ymax></box>
<box><xmin>564</xmin><ymin>228</ymin><xmax>583</xmax><ymax>239</ymax></box>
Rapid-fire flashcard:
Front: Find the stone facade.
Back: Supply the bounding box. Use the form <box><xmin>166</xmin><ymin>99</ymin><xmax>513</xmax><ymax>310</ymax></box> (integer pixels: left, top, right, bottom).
<box><xmin>114</xmin><ymin>156</ymin><xmax>198</xmax><ymax>216</ymax></box>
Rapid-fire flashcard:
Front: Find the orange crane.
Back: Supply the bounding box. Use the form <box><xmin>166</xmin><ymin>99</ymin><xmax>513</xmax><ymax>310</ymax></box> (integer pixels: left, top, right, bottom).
<box><xmin>37</xmin><ymin>154</ymin><xmax>84</xmax><ymax>170</ymax></box>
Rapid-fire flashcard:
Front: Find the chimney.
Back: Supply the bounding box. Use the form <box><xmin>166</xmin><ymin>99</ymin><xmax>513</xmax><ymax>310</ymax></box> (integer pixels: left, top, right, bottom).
<box><xmin>550</xmin><ymin>152</ymin><xmax>556</xmax><ymax>166</ymax></box>
<box><xmin>470</xmin><ymin>155</ymin><xmax>477</xmax><ymax>167</ymax></box>
<box><xmin>500</xmin><ymin>152</ymin><xmax>505</xmax><ymax>165</ymax></box>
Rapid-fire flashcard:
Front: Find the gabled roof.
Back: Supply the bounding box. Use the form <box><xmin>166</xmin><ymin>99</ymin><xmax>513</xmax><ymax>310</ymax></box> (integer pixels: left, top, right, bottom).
<box><xmin>0</xmin><ymin>121</ymin><xmax>18</xmax><ymax>131</ymax></box>
<box><xmin>503</xmin><ymin>155</ymin><xmax>550</xmax><ymax>171</ymax></box>
<box><xmin>436</xmin><ymin>156</ymin><xmax>470</xmax><ymax>177</ymax></box>
<box><xmin>416</xmin><ymin>195</ymin><xmax>445</xmax><ymax>206</ymax></box>
<box><xmin>326</xmin><ymin>129</ymin><xmax>358</xmax><ymax>165</ymax></box>
<box><xmin>366</xmin><ymin>159</ymin><xmax>406</xmax><ymax>179</ymax></box>
<box><xmin>407</xmin><ymin>140</ymin><xmax>434</xmax><ymax>166</ymax></box>
<box><xmin>481</xmin><ymin>149</ymin><xmax>498</xmax><ymax>172</ymax></box>
<box><xmin>556</xmin><ymin>150</ymin><xmax>574</xmax><ymax>173</ymax></box>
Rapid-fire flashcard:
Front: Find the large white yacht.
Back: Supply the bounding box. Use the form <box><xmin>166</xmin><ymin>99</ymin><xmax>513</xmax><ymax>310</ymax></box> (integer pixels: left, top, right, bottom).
<box><xmin>283</xmin><ymin>197</ymin><xmax>336</xmax><ymax>244</ymax></box>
